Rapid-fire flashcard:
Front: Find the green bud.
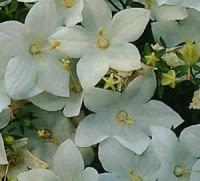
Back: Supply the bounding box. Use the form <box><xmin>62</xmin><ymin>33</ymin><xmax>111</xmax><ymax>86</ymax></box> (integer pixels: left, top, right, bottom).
<box><xmin>182</xmin><ymin>42</ymin><xmax>199</xmax><ymax>66</ymax></box>
<box><xmin>23</xmin><ymin>118</ymin><xmax>31</xmax><ymax>127</ymax></box>
<box><xmin>4</xmin><ymin>135</ymin><xmax>15</xmax><ymax>145</ymax></box>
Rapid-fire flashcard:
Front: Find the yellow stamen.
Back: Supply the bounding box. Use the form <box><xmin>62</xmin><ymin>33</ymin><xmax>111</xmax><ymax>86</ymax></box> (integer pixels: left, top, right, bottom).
<box><xmin>96</xmin><ymin>28</ymin><xmax>110</xmax><ymax>49</ymax></box>
<box><xmin>48</xmin><ymin>41</ymin><xmax>61</xmax><ymax>51</ymax></box>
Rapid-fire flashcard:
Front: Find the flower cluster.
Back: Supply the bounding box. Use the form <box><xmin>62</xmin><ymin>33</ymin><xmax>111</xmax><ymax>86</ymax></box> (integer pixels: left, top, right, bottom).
<box><xmin>0</xmin><ymin>0</ymin><xmax>200</xmax><ymax>180</ymax></box>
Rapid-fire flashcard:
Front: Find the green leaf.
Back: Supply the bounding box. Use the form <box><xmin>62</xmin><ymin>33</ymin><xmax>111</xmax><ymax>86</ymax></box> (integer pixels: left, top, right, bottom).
<box><xmin>144</xmin><ymin>43</ymin><xmax>152</xmax><ymax>55</ymax></box>
<box><xmin>156</xmin><ymin>61</ymin><xmax>170</xmax><ymax>72</ymax></box>
<box><xmin>174</xmin><ymin>65</ymin><xmax>188</xmax><ymax>77</ymax></box>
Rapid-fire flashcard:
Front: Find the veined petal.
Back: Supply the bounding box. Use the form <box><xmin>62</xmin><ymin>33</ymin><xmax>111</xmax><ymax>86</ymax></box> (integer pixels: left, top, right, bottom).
<box><xmin>29</xmin><ymin>92</ymin><xmax>66</xmax><ymax>112</ymax></box>
<box><xmin>53</xmin><ymin>139</ymin><xmax>84</xmax><ymax>180</ymax></box>
<box><xmin>191</xmin><ymin>159</ymin><xmax>200</xmax><ymax>181</ymax></box>
<box><xmin>180</xmin><ymin>125</ymin><xmax>200</xmax><ymax>158</ymax></box>
<box><xmin>151</xmin><ymin>5</ymin><xmax>188</xmax><ymax>21</ymax></box>
<box><xmin>0</xmin><ymin>21</ymin><xmax>27</xmax><ymax>56</ymax></box>
<box><xmin>129</xmin><ymin>100</ymin><xmax>184</xmax><ymax>134</ymax></box>
<box><xmin>84</xmin><ymin>87</ymin><xmax>121</xmax><ymax>113</ymax></box>
<box><xmin>56</xmin><ymin>0</ymin><xmax>84</xmax><ymax>26</ymax></box>
<box><xmin>77</xmin><ymin>50</ymin><xmax>109</xmax><ymax>89</ymax></box>
<box><xmin>63</xmin><ymin>92</ymin><xmax>83</xmax><ymax>117</ymax></box>
<box><xmin>49</xmin><ymin>26</ymin><xmax>95</xmax><ymax>58</ymax></box>
<box><xmin>123</xmin><ymin>71</ymin><xmax>156</xmax><ymax>106</ymax></box>
<box><xmin>82</xmin><ymin>0</ymin><xmax>112</xmax><ymax>31</ymax></box>
<box><xmin>5</xmin><ymin>56</ymin><xmax>39</xmax><ymax>100</ymax></box>
<box><xmin>111</xmin><ymin>8</ymin><xmax>150</xmax><ymax>42</ymax></box>
<box><xmin>75</xmin><ymin>114</ymin><xmax>109</xmax><ymax>147</ymax></box>
<box><xmin>0</xmin><ymin>82</ymin><xmax>11</xmax><ymax>113</ymax></box>
<box><xmin>37</xmin><ymin>55</ymin><xmax>70</xmax><ymax>97</ymax></box>
<box><xmin>107</xmin><ymin>43</ymin><xmax>141</xmax><ymax>71</ymax></box>
<box><xmin>25</xmin><ymin>0</ymin><xmax>57</xmax><ymax>40</ymax></box>
<box><xmin>17</xmin><ymin>169</ymin><xmax>58</xmax><ymax>181</ymax></box>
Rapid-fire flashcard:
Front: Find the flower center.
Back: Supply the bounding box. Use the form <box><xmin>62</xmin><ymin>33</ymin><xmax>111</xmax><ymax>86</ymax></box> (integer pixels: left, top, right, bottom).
<box><xmin>173</xmin><ymin>165</ymin><xmax>189</xmax><ymax>177</ymax></box>
<box><xmin>116</xmin><ymin>110</ymin><xmax>135</xmax><ymax>125</ymax></box>
<box><xmin>128</xmin><ymin>169</ymin><xmax>143</xmax><ymax>181</ymax></box>
<box><xmin>29</xmin><ymin>42</ymin><xmax>43</xmax><ymax>57</ymax></box>
<box><xmin>63</xmin><ymin>0</ymin><xmax>75</xmax><ymax>7</ymax></box>
<box><xmin>96</xmin><ymin>28</ymin><xmax>110</xmax><ymax>49</ymax></box>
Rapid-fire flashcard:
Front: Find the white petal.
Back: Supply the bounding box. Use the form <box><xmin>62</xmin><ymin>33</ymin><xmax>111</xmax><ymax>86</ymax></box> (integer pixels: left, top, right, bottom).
<box><xmin>0</xmin><ymin>82</ymin><xmax>11</xmax><ymax>112</ymax></box>
<box><xmin>107</xmin><ymin>43</ymin><xmax>141</xmax><ymax>71</ymax></box>
<box><xmin>25</xmin><ymin>0</ymin><xmax>57</xmax><ymax>39</ymax></box>
<box><xmin>82</xmin><ymin>167</ymin><xmax>99</xmax><ymax>181</ymax></box>
<box><xmin>0</xmin><ymin>133</ymin><xmax>8</xmax><ymax>164</ymax></box>
<box><xmin>53</xmin><ymin>139</ymin><xmax>84</xmax><ymax>180</ymax></box>
<box><xmin>0</xmin><ymin>21</ymin><xmax>27</xmax><ymax>55</ymax></box>
<box><xmin>83</xmin><ymin>87</ymin><xmax>121</xmax><ymax>113</ymax></box>
<box><xmin>29</xmin><ymin>92</ymin><xmax>66</xmax><ymax>111</ymax></box>
<box><xmin>17</xmin><ymin>169</ymin><xmax>58</xmax><ymax>181</ymax></box>
<box><xmin>111</xmin><ymin>8</ymin><xmax>150</xmax><ymax>42</ymax></box>
<box><xmin>37</xmin><ymin>56</ymin><xmax>70</xmax><ymax>97</ymax></box>
<box><xmin>77</xmin><ymin>50</ymin><xmax>109</xmax><ymax>89</ymax></box>
<box><xmin>191</xmin><ymin>159</ymin><xmax>200</xmax><ymax>181</ymax></box>
<box><xmin>56</xmin><ymin>0</ymin><xmax>84</xmax><ymax>26</ymax></box>
<box><xmin>5</xmin><ymin>56</ymin><xmax>40</xmax><ymax>100</ymax></box>
<box><xmin>180</xmin><ymin>125</ymin><xmax>200</xmax><ymax>158</ymax></box>
<box><xmin>0</xmin><ymin>108</ymin><xmax>11</xmax><ymax>129</ymax></box>
<box><xmin>151</xmin><ymin>5</ymin><xmax>188</xmax><ymax>21</ymax></box>
<box><xmin>75</xmin><ymin>114</ymin><xmax>109</xmax><ymax>147</ymax></box>
<box><xmin>99</xmin><ymin>174</ymin><xmax>118</xmax><ymax>181</ymax></box>
<box><xmin>49</xmin><ymin>26</ymin><xmax>95</xmax><ymax>58</ymax></box>
<box><xmin>129</xmin><ymin>100</ymin><xmax>184</xmax><ymax>134</ymax></box>
<box><xmin>63</xmin><ymin>92</ymin><xmax>83</xmax><ymax>117</ymax></box>
<box><xmin>151</xmin><ymin>126</ymin><xmax>177</xmax><ymax>162</ymax></box>
<box><xmin>82</xmin><ymin>0</ymin><xmax>112</xmax><ymax>31</ymax></box>
<box><xmin>123</xmin><ymin>71</ymin><xmax>156</xmax><ymax>105</ymax></box>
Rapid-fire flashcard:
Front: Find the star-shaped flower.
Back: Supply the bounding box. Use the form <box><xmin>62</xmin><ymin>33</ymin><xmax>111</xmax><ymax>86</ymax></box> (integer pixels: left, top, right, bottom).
<box><xmin>0</xmin><ymin>0</ymin><xmax>69</xmax><ymax>100</ymax></box>
<box><xmin>99</xmin><ymin>138</ymin><xmax>160</xmax><ymax>181</ymax></box>
<box><xmin>50</xmin><ymin>0</ymin><xmax>150</xmax><ymax>89</ymax></box>
<box><xmin>17</xmin><ymin>139</ymin><xmax>99</xmax><ymax>181</ymax></box>
<box><xmin>75</xmin><ymin>71</ymin><xmax>184</xmax><ymax>154</ymax></box>
<box><xmin>151</xmin><ymin>125</ymin><xmax>200</xmax><ymax>181</ymax></box>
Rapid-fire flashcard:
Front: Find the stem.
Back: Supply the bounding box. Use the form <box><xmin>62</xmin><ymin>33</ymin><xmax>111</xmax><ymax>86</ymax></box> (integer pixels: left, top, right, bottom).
<box><xmin>107</xmin><ymin>0</ymin><xmax>121</xmax><ymax>11</ymax></box>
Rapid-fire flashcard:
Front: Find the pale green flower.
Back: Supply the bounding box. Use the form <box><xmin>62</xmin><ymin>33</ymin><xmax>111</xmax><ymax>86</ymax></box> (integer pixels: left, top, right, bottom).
<box><xmin>75</xmin><ymin>71</ymin><xmax>184</xmax><ymax>154</ymax></box>
<box><xmin>0</xmin><ymin>0</ymin><xmax>69</xmax><ymax>100</ymax></box>
<box><xmin>17</xmin><ymin>139</ymin><xmax>99</xmax><ymax>181</ymax></box>
<box><xmin>50</xmin><ymin>0</ymin><xmax>150</xmax><ymax>89</ymax></box>
<box><xmin>99</xmin><ymin>138</ymin><xmax>160</xmax><ymax>181</ymax></box>
<box><xmin>151</xmin><ymin>125</ymin><xmax>200</xmax><ymax>181</ymax></box>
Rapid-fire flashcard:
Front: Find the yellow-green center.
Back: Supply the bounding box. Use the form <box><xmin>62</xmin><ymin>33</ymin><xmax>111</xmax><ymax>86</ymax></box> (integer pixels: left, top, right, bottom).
<box><xmin>63</xmin><ymin>0</ymin><xmax>75</xmax><ymax>7</ymax></box>
<box><xmin>116</xmin><ymin>110</ymin><xmax>135</xmax><ymax>125</ymax></box>
<box><xmin>128</xmin><ymin>169</ymin><xmax>143</xmax><ymax>181</ymax></box>
<box><xmin>173</xmin><ymin>165</ymin><xmax>189</xmax><ymax>177</ymax></box>
<box><xmin>29</xmin><ymin>42</ymin><xmax>43</xmax><ymax>56</ymax></box>
<box><xmin>96</xmin><ymin>28</ymin><xmax>110</xmax><ymax>49</ymax></box>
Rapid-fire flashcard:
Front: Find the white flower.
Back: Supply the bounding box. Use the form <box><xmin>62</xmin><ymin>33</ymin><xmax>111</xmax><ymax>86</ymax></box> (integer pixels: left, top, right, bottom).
<box><xmin>50</xmin><ymin>0</ymin><xmax>150</xmax><ymax>89</ymax></box>
<box><xmin>22</xmin><ymin>105</ymin><xmax>94</xmax><ymax>166</ymax></box>
<box><xmin>75</xmin><ymin>71</ymin><xmax>184</xmax><ymax>155</ymax></box>
<box><xmin>156</xmin><ymin>0</ymin><xmax>200</xmax><ymax>12</ymax></box>
<box><xmin>99</xmin><ymin>138</ymin><xmax>160</xmax><ymax>181</ymax></box>
<box><xmin>0</xmin><ymin>0</ymin><xmax>11</xmax><ymax>6</ymax></box>
<box><xmin>0</xmin><ymin>0</ymin><xmax>69</xmax><ymax>100</ymax></box>
<box><xmin>151</xmin><ymin>125</ymin><xmax>200</xmax><ymax>181</ymax></box>
<box><xmin>17</xmin><ymin>139</ymin><xmax>99</xmax><ymax>181</ymax></box>
<box><xmin>152</xmin><ymin>9</ymin><xmax>200</xmax><ymax>47</ymax></box>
